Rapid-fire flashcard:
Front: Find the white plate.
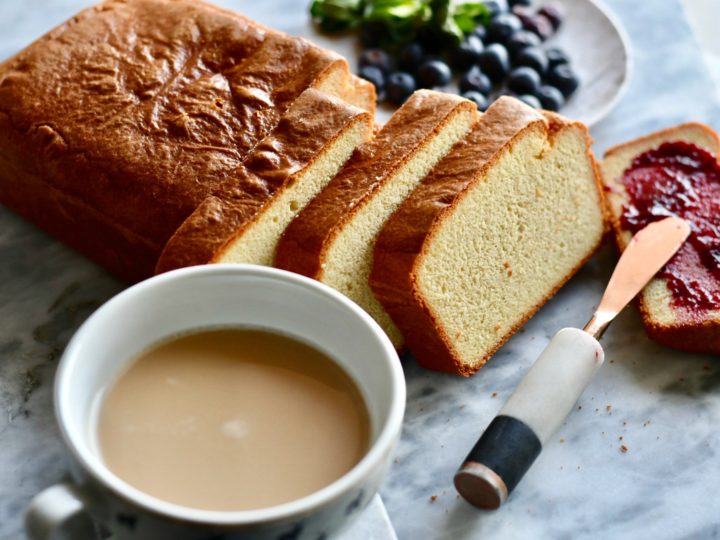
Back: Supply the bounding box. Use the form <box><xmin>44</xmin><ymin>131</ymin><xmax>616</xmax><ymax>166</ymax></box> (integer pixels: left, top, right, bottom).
<box><xmin>548</xmin><ymin>0</ymin><xmax>631</xmax><ymax>125</ymax></box>
<box><xmin>256</xmin><ymin>0</ymin><xmax>631</xmax><ymax>126</ymax></box>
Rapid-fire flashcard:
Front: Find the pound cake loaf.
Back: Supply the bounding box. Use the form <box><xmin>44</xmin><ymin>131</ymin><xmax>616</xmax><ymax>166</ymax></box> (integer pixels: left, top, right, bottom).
<box><xmin>275</xmin><ymin>90</ymin><xmax>478</xmax><ymax>348</ymax></box>
<box><xmin>0</xmin><ymin>0</ymin><xmax>374</xmax><ymax>281</ymax></box>
<box><xmin>602</xmin><ymin>123</ymin><xmax>720</xmax><ymax>355</ymax></box>
<box><xmin>371</xmin><ymin>97</ymin><xmax>606</xmax><ymax>375</ymax></box>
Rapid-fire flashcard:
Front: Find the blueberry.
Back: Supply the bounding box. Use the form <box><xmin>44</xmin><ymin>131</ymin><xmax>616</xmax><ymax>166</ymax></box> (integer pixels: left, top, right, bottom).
<box><xmin>471</xmin><ymin>24</ymin><xmax>487</xmax><ymax>42</ymax></box>
<box><xmin>506</xmin><ymin>30</ymin><xmax>541</xmax><ymax>58</ymax></box>
<box><xmin>547</xmin><ymin>64</ymin><xmax>579</xmax><ymax>97</ymax></box>
<box><xmin>512</xmin><ymin>5</ymin><xmax>533</xmax><ymax>17</ymax></box>
<box><xmin>535</xmin><ymin>85</ymin><xmax>565</xmax><ymax>111</ymax></box>
<box><xmin>481</xmin><ymin>0</ymin><xmax>504</xmax><ymax>18</ymax></box>
<box><xmin>517</xmin><ymin>94</ymin><xmax>542</xmax><ymax>109</ymax></box>
<box><xmin>546</xmin><ymin>47</ymin><xmax>570</xmax><ymax>69</ymax></box>
<box><xmin>462</xmin><ymin>90</ymin><xmax>489</xmax><ymax>112</ymax></box>
<box><xmin>514</xmin><ymin>46</ymin><xmax>548</xmax><ymax>75</ymax></box>
<box><xmin>451</xmin><ymin>35</ymin><xmax>484</xmax><ymax>70</ymax></box>
<box><xmin>386</xmin><ymin>72</ymin><xmax>416</xmax><ymax>105</ymax></box>
<box><xmin>397</xmin><ymin>42</ymin><xmax>425</xmax><ymax>72</ymax></box>
<box><xmin>359</xmin><ymin>22</ymin><xmax>385</xmax><ymax>48</ymax></box>
<box><xmin>507</xmin><ymin>66</ymin><xmax>541</xmax><ymax>95</ymax></box>
<box><xmin>477</xmin><ymin>43</ymin><xmax>510</xmax><ymax>83</ymax></box>
<box><xmin>509</xmin><ymin>0</ymin><xmax>532</xmax><ymax>6</ymax></box>
<box><xmin>359</xmin><ymin>49</ymin><xmax>393</xmax><ymax>74</ymax></box>
<box><xmin>511</xmin><ymin>6</ymin><xmax>534</xmax><ymax>27</ymax></box>
<box><xmin>417</xmin><ymin>26</ymin><xmax>444</xmax><ymax>54</ymax></box>
<box><xmin>459</xmin><ymin>66</ymin><xmax>492</xmax><ymax>95</ymax></box>
<box><xmin>538</xmin><ymin>4</ymin><xmax>564</xmax><ymax>30</ymax></box>
<box><xmin>523</xmin><ymin>15</ymin><xmax>554</xmax><ymax>41</ymax></box>
<box><xmin>486</xmin><ymin>13</ymin><xmax>523</xmax><ymax>45</ymax></box>
<box><xmin>416</xmin><ymin>60</ymin><xmax>452</xmax><ymax>88</ymax></box>
<box><xmin>358</xmin><ymin>66</ymin><xmax>385</xmax><ymax>92</ymax></box>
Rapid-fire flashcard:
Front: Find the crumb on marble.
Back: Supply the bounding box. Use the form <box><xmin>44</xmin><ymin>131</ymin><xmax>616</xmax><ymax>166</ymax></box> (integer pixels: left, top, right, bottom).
<box><xmin>23</xmin><ymin>366</ymin><xmax>41</xmax><ymax>403</ymax></box>
<box><xmin>620</xmin><ymin>445</ymin><xmax>628</xmax><ymax>453</ymax></box>
<box><xmin>606</xmin><ymin>405</ymin><xmax>612</xmax><ymax>412</ymax></box>
<box><xmin>491</xmin><ymin>391</ymin><xmax>497</xmax><ymax>398</ymax></box>
<box><xmin>559</xmin><ymin>438</ymin><xmax>565</xmax><ymax>443</ymax></box>
<box><xmin>430</xmin><ymin>495</ymin><xmax>437</xmax><ymax>503</ymax></box>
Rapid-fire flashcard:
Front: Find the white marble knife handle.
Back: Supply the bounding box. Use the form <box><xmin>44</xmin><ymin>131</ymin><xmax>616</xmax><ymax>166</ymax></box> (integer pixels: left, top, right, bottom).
<box><xmin>454</xmin><ymin>328</ymin><xmax>604</xmax><ymax>510</ymax></box>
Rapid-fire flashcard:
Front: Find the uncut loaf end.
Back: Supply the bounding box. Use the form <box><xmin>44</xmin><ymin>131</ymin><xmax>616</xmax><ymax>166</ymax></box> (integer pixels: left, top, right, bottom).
<box><xmin>0</xmin><ymin>0</ymin><xmax>374</xmax><ymax>282</ymax></box>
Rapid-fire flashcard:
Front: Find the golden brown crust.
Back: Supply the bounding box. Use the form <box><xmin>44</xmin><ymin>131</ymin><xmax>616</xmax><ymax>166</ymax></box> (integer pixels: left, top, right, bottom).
<box><xmin>343</xmin><ymin>75</ymin><xmax>377</xmax><ymax>115</ymax></box>
<box><xmin>274</xmin><ymin>90</ymin><xmax>474</xmax><ymax>278</ymax></box>
<box><xmin>0</xmin><ymin>111</ymin><xmax>160</xmax><ymax>281</ymax></box>
<box><xmin>604</xmin><ymin>122</ymin><xmax>720</xmax><ymax>160</ymax></box>
<box><xmin>602</xmin><ymin>123</ymin><xmax>720</xmax><ymax>356</ymax></box>
<box><xmin>155</xmin><ymin>89</ymin><xmax>372</xmax><ymax>273</ymax></box>
<box><xmin>639</xmin><ymin>298</ymin><xmax>720</xmax><ymax>354</ymax></box>
<box><xmin>0</xmin><ymin>0</ymin><xmax>371</xmax><ymax>281</ymax></box>
<box><xmin>370</xmin><ymin>98</ymin><xmax>545</xmax><ymax>375</ymax></box>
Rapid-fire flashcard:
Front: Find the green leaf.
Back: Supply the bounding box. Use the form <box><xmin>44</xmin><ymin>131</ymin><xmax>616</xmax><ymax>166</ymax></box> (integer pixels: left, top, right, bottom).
<box><xmin>310</xmin><ymin>0</ymin><xmax>489</xmax><ymax>45</ymax></box>
<box><xmin>309</xmin><ymin>0</ymin><xmax>365</xmax><ymax>32</ymax></box>
<box><xmin>452</xmin><ymin>1</ymin><xmax>491</xmax><ymax>28</ymax></box>
<box><xmin>453</xmin><ymin>13</ymin><xmax>476</xmax><ymax>33</ymax></box>
<box><xmin>364</xmin><ymin>0</ymin><xmax>432</xmax><ymax>22</ymax></box>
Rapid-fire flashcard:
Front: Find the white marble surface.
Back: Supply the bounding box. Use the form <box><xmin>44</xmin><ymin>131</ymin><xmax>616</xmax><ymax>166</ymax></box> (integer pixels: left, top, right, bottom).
<box><xmin>1</xmin><ymin>1</ymin><xmax>719</xmax><ymax>539</ymax></box>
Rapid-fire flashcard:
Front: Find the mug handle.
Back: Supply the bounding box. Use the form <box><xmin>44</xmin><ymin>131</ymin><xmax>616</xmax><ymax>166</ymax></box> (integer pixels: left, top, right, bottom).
<box><xmin>25</xmin><ymin>482</ymin><xmax>97</xmax><ymax>540</ymax></box>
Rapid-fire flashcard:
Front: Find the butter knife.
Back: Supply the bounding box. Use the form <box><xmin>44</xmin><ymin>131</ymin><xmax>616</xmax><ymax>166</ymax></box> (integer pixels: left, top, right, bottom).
<box><xmin>454</xmin><ymin>216</ymin><xmax>691</xmax><ymax>509</ymax></box>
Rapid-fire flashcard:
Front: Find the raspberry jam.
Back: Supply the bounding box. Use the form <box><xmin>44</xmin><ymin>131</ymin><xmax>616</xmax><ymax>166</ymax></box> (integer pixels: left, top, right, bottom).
<box><xmin>620</xmin><ymin>141</ymin><xmax>720</xmax><ymax>314</ymax></box>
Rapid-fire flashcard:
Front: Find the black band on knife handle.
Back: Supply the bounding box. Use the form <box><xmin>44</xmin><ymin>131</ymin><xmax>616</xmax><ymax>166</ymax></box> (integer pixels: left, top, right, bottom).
<box><xmin>454</xmin><ymin>415</ymin><xmax>542</xmax><ymax>509</ymax></box>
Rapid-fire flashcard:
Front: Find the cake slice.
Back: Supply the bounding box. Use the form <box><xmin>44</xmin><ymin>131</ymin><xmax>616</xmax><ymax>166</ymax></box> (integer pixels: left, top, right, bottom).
<box><xmin>274</xmin><ymin>90</ymin><xmax>478</xmax><ymax>348</ymax></box>
<box><xmin>370</xmin><ymin>97</ymin><xmax>606</xmax><ymax>375</ymax></box>
<box><xmin>155</xmin><ymin>89</ymin><xmax>373</xmax><ymax>272</ymax></box>
<box><xmin>0</xmin><ymin>0</ymin><xmax>373</xmax><ymax>281</ymax></box>
<box><xmin>601</xmin><ymin>123</ymin><xmax>720</xmax><ymax>355</ymax></box>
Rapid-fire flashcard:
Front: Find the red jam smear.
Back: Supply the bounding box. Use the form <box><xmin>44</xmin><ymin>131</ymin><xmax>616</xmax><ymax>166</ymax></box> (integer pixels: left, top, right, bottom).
<box><xmin>620</xmin><ymin>141</ymin><xmax>720</xmax><ymax>314</ymax></box>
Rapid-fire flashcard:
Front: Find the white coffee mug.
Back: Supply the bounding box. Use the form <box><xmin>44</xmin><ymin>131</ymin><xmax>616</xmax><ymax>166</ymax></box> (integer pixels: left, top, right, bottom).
<box><xmin>25</xmin><ymin>265</ymin><xmax>405</xmax><ymax>539</ymax></box>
